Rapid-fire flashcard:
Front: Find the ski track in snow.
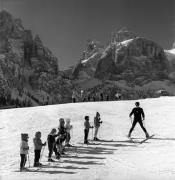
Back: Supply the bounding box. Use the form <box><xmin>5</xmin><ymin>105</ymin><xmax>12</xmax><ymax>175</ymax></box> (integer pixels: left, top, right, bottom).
<box><xmin>1</xmin><ymin>97</ymin><xmax>175</xmax><ymax>179</ymax></box>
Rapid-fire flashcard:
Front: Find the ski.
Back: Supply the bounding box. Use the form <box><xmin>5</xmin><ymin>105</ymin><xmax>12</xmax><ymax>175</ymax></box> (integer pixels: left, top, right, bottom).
<box><xmin>127</xmin><ymin>137</ymin><xmax>139</xmax><ymax>143</ymax></box>
<box><xmin>140</xmin><ymin>134</ymin><xmax>155</xmax><ymax>144</ymax></box>
<box><xmin>15</xmin><ymin>167</ymin><xmax>40</xmax><ymax>172</ymax></box>
<box><xmin>27</xmin><ymin>167</ymin><xmax>40</xmax><ymax>172</ymax></box>
<box><xmin>98</xmin><ymin>139</ymin><xmax>114</xmax><ymax>142</ymax></box>
<box><xmin>79</xmin><ymin>142</ymin><xmax>101</xmax><ymax>146</ymax></box>
<box><xmin>89</xmin><ymin>139</ymin><xmax>114</xmax><ymax>142</ymax></box>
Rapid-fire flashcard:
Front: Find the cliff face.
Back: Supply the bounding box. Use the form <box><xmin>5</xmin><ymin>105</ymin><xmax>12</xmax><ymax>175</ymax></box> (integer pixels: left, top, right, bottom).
<box><xmin>0</xmin><ymin>10</ymin><xmax>72</xmax><ymax>107</ymax></box>
<box><xmin>96</xmin><ymin>37</ymin><xmax>169</xmax><ymax>81</ymax></box>
<box><xmin>72</xmin><ymin>40</ymin><xmax>104</xmax><ymax>79</ymax></box>
<box><xmin>72</xmin><ymin>29</ymin><xmax>169</xmax><ymax>85</ymax></box>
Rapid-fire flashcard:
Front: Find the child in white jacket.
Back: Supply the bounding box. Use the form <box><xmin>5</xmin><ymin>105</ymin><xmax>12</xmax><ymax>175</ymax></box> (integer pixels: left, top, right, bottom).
<box><xmin>20</xmin><ymin>133</ymin><xmax>29</xmax><ymax>171</ymax></box>
<box><xmin>65</xmin><ymin>118</ymin><xmax>73</xmax><ymax>146</ymax></box>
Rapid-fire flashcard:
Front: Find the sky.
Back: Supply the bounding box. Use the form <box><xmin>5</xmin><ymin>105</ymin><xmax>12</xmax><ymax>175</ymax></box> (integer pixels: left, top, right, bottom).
<box><xmin>1</xmin><ymin>0</ymin><xmax>175</xmax><ymax>69</ymax></box>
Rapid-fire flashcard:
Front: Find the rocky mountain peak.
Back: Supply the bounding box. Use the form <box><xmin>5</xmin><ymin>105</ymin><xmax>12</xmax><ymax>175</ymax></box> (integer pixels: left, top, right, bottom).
<box><xmin>34</xmin><ymin>34</ymin><xmax>43</xmax><ymax>46</ymax></box>
<box><xmin>0</xmin><ymin>11</ymin><xmax>74</xmax><ymax>107</ymax></box>
<box><xmin>72</xmin><ymin>29</ymin><xmax>170</xmax><ymax>84</ymax></box>
<box><xmin>0</xmin><ymin>10</ymin><xmax>13</xmax><ymax>22</ymax></box>
<box><xmin>111</xmin><ymin>27</ymin><xmax>137</xmax><ymax>43</ymax></box>
<box><xmin>0</xmin><ymin>10</ymin><xmax>24</xmax><ymax>38</ymax></box>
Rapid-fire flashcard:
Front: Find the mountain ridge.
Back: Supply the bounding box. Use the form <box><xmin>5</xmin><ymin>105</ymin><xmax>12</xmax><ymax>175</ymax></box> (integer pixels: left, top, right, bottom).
<box><xmin>0</xmin><ymin>10</ymin><xmax>73</xmax><ymax>107</ymax></box>
<box><xmin>0</xmin><ymin>10</ymin><xmax>175</xmax><ymax>107</ymax></box>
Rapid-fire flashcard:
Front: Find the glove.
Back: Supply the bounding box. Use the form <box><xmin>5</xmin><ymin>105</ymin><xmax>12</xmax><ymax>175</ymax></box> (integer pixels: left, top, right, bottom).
<box><xmin>91</xmin><ymin>126</ymin><xmax>94</xmax><ymax>128</ymax></box>
<box><xmin>43</xmin><ymin>142</ymin><xmax>46</xmax><ymax>146</ymax></box>
<box><xmin>100</xmin><ymin>121</ymin><xmax>103</xmax><ymax>123</ymax></box>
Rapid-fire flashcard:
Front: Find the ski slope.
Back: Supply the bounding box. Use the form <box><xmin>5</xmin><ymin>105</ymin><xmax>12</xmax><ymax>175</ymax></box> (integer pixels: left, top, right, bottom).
<box><xmin>1</xmin><ymin>97</ymin><xmax>175</xmax><ymax>180</ymax></box>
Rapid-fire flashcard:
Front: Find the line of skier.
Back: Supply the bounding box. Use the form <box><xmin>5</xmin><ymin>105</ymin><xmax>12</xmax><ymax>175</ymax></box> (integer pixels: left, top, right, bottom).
<box><xmin>19</xmin><ymin>112</ymin><xmax>103</xmax><ymax>171</ymax></box>
<box><xmin>19</xmin><ymin>101</ymin><xmax>149</xmax><ymax>171</ymax></box>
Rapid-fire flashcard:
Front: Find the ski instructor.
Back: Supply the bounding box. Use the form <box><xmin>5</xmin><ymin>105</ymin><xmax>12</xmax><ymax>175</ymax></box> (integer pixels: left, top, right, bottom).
<box><xmin>128</xmin><ymin>102</ymin><xmax>149</xmax><ymax>138</ymax></box>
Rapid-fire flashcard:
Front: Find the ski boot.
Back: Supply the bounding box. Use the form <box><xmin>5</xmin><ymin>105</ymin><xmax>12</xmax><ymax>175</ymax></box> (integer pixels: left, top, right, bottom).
<box><xmin>48</xmin><ymin>158</ymin><xmax>55</xmax><ymax>162</ymax></box>
<box><xmin>146</xmin><ymin>133</ymin><xmax>150</xmax><ymax>139</ymax></box>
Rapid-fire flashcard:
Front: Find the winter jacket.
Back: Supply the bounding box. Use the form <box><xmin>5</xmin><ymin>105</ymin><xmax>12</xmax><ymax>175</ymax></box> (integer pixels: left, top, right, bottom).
<box><xmin>65</xmin><ymin>124</ymin><xmax>72</xmax><ymax>134</ymax></box>
<box><xmin>33</xmin><ymin>138</ymin><xmax>43</xmax><ymax>150</ymax></box>
<box><xmin>84</xmin><ymin>120</ymin><xmax>90</xmax><ymax>131</ymax></box>
<box><xmin>130</xmin><ymin>107</ymin><xmax>145</xmax><ymax>120</ymax></box>
<box><xmin>20</xmin><ymin>140</ymin><xmax>29</xmax><ymax>154</ymax></box>
<box><xmin>58</xmin><ymin>127</ymin><xmax>67</xmax><ymax>136</ymax></box>
<box><xmin>94</xmin><ymin>116</ymin><xmax>101</xmax><ymax>128</ymax></box>
<box><xmin>47</xmin><ymin>134</ymin><xmax>58</xmax><ymax>145</ymax></box>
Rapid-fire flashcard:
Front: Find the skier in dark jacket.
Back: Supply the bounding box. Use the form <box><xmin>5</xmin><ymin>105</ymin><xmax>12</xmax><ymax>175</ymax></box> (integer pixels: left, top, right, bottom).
<box><xmin>56</xmin><ymin>118</ymin><xmax>67</xmax><ymax>154</ymax></box>
<box><xmin>128</xmin><ymin>102</ymin><xmax>149</xmax><ymax>138</ymax></box>
<box><xmin>47</xmin><ymin>128</ymin><xmax>60</xmax><ymax>162</ymax></box>
<box><xmin>84</xmin><ymin>116</ymin><xmax>93</xmax><ymax>144</ymax></box>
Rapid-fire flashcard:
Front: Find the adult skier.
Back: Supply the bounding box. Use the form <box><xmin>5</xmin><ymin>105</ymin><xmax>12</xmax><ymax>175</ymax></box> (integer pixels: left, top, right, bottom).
<box><xmin>128</xmin><ymin>102</ymin><xmax>149</xmax><ymax>138</ymax></box>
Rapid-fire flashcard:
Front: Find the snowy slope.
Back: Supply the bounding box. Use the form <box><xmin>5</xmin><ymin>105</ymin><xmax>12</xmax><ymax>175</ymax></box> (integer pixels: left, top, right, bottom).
<box><xmin>1</xmin><ymin>97</ymin><xmax>175</xmax><ymax>180</ymax></box>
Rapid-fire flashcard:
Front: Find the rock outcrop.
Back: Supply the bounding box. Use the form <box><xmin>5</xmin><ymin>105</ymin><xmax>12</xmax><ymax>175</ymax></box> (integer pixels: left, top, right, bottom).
<box><xmin>0</xmin><ymin>10</ymin><xmax>72</xmax><ymax>107</ymax></box>
<box><xmin>72</xmin><ymin>40</ymin><xmax>104</xmax><ymax>79</ymax></box>
<box><xmin>72</xmin><ymin>28</ymin><xmax>169</xmax><ymax>85</ymax></box>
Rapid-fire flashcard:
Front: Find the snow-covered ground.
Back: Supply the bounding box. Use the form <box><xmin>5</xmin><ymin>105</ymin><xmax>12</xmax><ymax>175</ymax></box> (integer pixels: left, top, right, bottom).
<box><xmin>1</xmin><ymin>97</ymin><xmax>175</xmax><ymax>180</ymax></box>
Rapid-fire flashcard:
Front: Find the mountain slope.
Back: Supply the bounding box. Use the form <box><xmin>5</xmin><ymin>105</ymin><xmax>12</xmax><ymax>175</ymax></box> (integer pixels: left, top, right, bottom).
<box><xmin>0</xmin><ymin>10</ymin><xmax>73</xmax><ymax>107</ymax></box>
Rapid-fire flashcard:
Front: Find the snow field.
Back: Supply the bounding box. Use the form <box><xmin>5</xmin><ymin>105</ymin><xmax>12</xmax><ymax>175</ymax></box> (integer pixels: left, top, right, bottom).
<box><xmin>1</xmin><ymin>97</ymin><xmax>175</xmax><ymax>179</ymax></box>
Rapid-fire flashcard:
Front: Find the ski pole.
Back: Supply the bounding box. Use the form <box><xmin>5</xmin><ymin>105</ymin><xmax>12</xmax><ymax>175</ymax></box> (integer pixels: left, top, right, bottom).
<box><xmin>130</xmin><ymin>117</ymin><xmax>133</xmax><ymax>125</ymax></box>
<box><xmin>143</xmin><ymin>118</ymin><xmax>146</xmax><ymax>127</ymax></box>
<box><xmin>98</xmin><ymin>127</ymin><xmax>100</xmax><ymax>139</ymax></box>
<box><xmin>71</xmin><ymin>127</ymin><xmax>73</xmax><ymax>139</ymax></box>
<box><xmin>27</xmin><ymin>153</ymin><xmax>30</xmax><ymax>167</ymax></box>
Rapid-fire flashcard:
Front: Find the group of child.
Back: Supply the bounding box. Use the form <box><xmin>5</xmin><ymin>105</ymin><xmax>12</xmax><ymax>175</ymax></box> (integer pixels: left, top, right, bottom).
<box><xmin>19</xmin><ymin>112</ymin><xmax>102</xmax><ymax>171</ymax></box>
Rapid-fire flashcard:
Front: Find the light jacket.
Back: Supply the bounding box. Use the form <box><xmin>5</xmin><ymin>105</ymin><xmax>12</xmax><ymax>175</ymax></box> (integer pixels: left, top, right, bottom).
<box><xmin>20</xmin><ymin>140</ymin><xmax>29</xmax><ymax>154</ymax></box>
<box><xmin>94</xmin><ymin>116</ymin><xmax>101</xmax><ymax>128</ymax></box>
<box><xmin>65</xmin><ymin>123</ymin><xmax>72</xmax><ymax>133</ymax></box>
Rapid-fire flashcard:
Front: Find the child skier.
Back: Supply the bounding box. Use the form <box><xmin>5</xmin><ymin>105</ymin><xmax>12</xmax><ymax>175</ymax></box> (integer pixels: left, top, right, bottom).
<box><xmin>65</xmin><ymin>118</ymin><xmax>73</xmax><ymax>147</ymax></box>
<box><xmin>94</xmin><ymin>112</ymin><xmax>103</xmax><ymax>141</ymax></box>
<box><xmin>56</xmin><ymin>118</ymin><xmax>67</xmax><ymax>154</ymax></box>
<box><xmin>33</xmin><ymin>131</ymin><xmax>46</xmax><ymax>167</ymax></box>
<box><xmin>84</xmin><ymin>116</ymin><xmax>94</xmax><ymax>144</ymax></box>
<box><xmin>20</xmin><ymin>133</ymin><xmax>29</xmax><ymax>171</ymax></box>
<box><xmin>47</xmin><ymin>128</ymin><xmax>60</xmax><ymax>162</ymax></box>
<box><xmin>128</xmin><ymin>102</ymin><xmax>149</xmax><ymax>138</ymax></box>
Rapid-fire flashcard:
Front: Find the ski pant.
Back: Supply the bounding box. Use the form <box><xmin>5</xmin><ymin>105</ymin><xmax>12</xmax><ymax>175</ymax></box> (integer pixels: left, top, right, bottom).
<box><xmin>129</xmin><ymin>119</ymin><xmax>148</xmax><ymax>136</ymax></box>
<box><xmin>34</xmin><ymin>149</ymin><xmax>41</xmax><ymax>164</ymax></box>
<box><xmin>48</xmin><ymin>144</ymin><xmax>58</xmax><ymax>159</ymax></box>
<box><xmin>66</xmin><ymin>133</ymin><xmax>71</xmax><ymax>144</ymax></box>
<box><xmin>94</xmin><ymin>127</ymin><xmax>99</xmax><ymax>138</ymax></box>
<box><xmin>56</xmin><ymin>136</ymin><xmax>66</xmax><ymax>154</ymax></box>
<box><xmin>20</xmin><ymin>154</ymin><xmax>27</xmax><ymax>168</ymax></box>
<box><xmin>84</xmin><ymin>129</ymin><xmax>89</xmax><ymax>143</ymax></box>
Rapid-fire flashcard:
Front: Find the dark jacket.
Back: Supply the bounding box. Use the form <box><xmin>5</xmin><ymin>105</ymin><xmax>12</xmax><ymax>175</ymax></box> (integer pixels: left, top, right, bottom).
<box><xmin>130</xmin><ymin>107</ymin><xmax>145</xmax><ymax>120</ymax></box>
<box><xmin>47</xmin><ymin>134</ymin><xmax>58</xmax><ymax>147</ymax></box>
<box><xmin>84</xmin><ymin>120</ymin><xmax>91</xmax><ymax>131</ymax></box>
